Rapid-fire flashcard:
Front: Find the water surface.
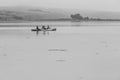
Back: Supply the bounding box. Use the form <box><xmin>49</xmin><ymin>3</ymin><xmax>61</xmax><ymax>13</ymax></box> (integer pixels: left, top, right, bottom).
<box><xmin>0</xmin><ymin>21</ymin><xmax>120</xmax><ymax>80</ymax></box>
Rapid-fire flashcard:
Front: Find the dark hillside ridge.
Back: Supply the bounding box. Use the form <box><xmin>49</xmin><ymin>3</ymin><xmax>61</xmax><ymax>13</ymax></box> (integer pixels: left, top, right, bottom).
<box><xmin>0</xmin><ymin>6</ymin><xmax>120</xmax><ymax>21</ymax></box>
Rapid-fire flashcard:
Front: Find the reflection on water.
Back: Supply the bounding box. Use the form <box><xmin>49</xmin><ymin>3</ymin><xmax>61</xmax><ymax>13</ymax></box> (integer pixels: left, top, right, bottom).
<box><xmin>0</xmin><ymin>28</ymin><xmax>51</xmax><ymax>37</ymax></box>
<box><xmin>31</xmin><ymin>30</ymin><xmax>46</xmax><ymax>36</ymax></box>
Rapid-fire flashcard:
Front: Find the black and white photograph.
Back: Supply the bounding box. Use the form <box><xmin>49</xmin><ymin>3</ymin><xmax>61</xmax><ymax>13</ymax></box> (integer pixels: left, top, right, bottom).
<box><xmin>0</xmin><ymin>0</ymin><xmax>120</xmax><ymax>80</ymax></box>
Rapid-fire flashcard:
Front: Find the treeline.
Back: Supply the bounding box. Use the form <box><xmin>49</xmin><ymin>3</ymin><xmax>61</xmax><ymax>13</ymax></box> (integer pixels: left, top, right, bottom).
<box><xmin>70</xmin><ymin>13</ymin><xmax>120</xmax><ymax>21</ymax></box>
<box><xmin>71</xmin><ymin>14</ymin><xmax>89</xmax><ymax>20</ymax></box>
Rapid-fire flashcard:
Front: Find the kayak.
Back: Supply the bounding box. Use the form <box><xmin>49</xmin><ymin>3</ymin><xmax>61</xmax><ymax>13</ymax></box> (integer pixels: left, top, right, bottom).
<box><xmin>31</xmin><ymin>28</ymin><xmax>56</xmax><ymax>31</ymax></box>
<box><xmin>31</xmin><ymin>29</ymin><xmax>42</xmax><ymax>31</ymax></box>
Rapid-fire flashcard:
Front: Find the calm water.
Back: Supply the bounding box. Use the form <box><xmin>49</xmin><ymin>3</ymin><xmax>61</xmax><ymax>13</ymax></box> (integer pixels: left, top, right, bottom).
<box><xmin>0</xmin><ymin>21</ymin><xmax>120</xmax><ymax>37</ymax></box>
<box><xmin>0</xmin><ymin>21</ymin><xmax>120</xmax><ymax>80</ymax></box>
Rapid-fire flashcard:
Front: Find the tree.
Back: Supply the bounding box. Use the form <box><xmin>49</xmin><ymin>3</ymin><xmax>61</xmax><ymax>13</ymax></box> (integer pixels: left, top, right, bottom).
<box><xmin>71</xmin><ymin>14</ymin><xmax>83</xmax><ymax>20</ymax></box>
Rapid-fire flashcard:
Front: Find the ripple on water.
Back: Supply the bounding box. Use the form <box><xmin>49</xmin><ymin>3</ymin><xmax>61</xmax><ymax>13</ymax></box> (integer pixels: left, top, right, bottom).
<box><xmin>48</xmin><ymin>49</ymin><xmax>67</xmax><ymax>52</ymax></box>
<box><xmin>56</xmin><ymin>59</ymin><xmax>66</xmax><ymax>62</ymax></box>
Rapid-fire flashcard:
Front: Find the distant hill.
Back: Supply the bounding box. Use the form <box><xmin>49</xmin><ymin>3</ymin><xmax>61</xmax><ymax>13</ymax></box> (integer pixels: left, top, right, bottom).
<box><xmin>0</xmin><ymin>6</ymin><xmax>69</xmax><ymax>21</ymax></box>
<box><xmin>0</xmin><ymin>6</ymin><xmax>120</xmax><ymax>21</ymax></box>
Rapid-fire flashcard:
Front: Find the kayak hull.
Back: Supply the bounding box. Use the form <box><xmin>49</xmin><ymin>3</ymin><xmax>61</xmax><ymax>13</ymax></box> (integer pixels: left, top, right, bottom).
<box><xmin>31</xmin><ymin>28</ymin><xmax>56</xmax><ymax>31</ymax></box>
<box><xmin>31</xmin><ymin>29</ymin><xmax>42</xmax><ymax>31</ymax></box>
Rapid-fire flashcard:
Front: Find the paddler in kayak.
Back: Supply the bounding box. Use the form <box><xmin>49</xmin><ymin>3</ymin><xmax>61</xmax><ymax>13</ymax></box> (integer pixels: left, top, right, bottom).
<box><xmin>42</xmin><ymin>25</ymin><xmax>49</xmax><ymax>30</ymax></box>
<box><xmin>41</xmin><ymin>25</ymin><xmax>45</xmax><ymax>30</ymax></box>
<box><xmin>47</xmin><ymin>25</ymin><xmax>50</xmax><ymax>30</ymax></box>
<box><xmin>36</xmin><ymin>26</ymin><xmax>40</xmax><ymax>30</ymax></box>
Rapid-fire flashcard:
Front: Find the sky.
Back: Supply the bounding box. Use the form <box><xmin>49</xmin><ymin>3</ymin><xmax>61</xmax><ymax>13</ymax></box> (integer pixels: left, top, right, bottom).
<box><xmin>0</xmin><ymin>0</ymin><xmax>120</xmax><ymax>12</ymax></box>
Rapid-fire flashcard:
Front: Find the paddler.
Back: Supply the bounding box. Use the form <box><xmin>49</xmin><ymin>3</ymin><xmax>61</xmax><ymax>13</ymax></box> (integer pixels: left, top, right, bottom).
<box><xmin>36</xmin><ymin>26</ymin><xmax>39</xmax><ymax>30</ymax></box>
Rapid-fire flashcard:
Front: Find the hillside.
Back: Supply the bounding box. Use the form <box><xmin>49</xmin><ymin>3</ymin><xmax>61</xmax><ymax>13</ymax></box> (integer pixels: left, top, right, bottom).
<box><xmin>0</xmin><ymin>6</ymin><xmax>120</xmax><ymax>21</ymax></box>
<box><xmin>0</xmin><ymin>6</ymin><xmax>69</xmax><ymax>21</ymax></box>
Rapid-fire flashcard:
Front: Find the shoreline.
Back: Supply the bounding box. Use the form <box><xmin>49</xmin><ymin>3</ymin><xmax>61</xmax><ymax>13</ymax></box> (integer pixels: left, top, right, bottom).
<box><xmin>0</xmin><ymin>19</ymin><xmax>120</xmax><ymax>23</ymax></box>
